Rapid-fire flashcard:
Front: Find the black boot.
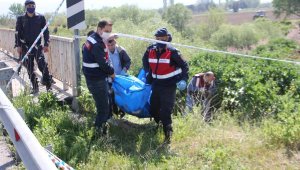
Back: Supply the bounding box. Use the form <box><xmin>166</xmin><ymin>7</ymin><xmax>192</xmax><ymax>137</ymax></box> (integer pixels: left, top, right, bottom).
<box><xmin>94</xmin><ymin>122</ymin><xmax>109</xmax><ymax>139</ymax></box>
<box><xmin>41</xmin><ymin>75</ymin><xmax>54</xmax><ymax>91</ymax></box>
<box><xmin>102</xmin><ymin>122</ymin><xmax>109</xmax><ymax>136</ymax></box>
<box><xmin>30</xmin><ymin>78</ymin><xmax>39</xmax><ymax>94</ymax></box>
<box><xmin>163</xmin><ymin>124</ymin><xmax>173</xmax><ymax>145</ymax></box>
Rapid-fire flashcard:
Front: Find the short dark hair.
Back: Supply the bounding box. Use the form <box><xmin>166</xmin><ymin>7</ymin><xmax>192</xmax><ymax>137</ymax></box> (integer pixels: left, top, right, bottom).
<box><xmin>87</xmin><ymin>30</ymin><xmax>95</xmax><ymax>36</ymax></box>
<box><xmin>97</xmin><ymin>20</ymin><xmax>113</xmax><ymax>29</ymax></box>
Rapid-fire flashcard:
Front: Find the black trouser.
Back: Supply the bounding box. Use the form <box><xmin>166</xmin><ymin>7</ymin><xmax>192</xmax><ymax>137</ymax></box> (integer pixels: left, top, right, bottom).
<box><xmin>86</xmin><ymin>78</ymin><xmax>110</xmax><ymax>128</ymax></box>
<box><xmin>21</xmin><ymin>44</ymin><xmax>51</xmax><ymax>87</ymax></box>
<box><xmin>108</xmin><ymin>82</ymin><xmax>118</xmax><ymax>118</ymax></box>
<box><xmin>150</xmin><ymin>84</ymin><xmax>176</xmax><ymax>132</ymax></box>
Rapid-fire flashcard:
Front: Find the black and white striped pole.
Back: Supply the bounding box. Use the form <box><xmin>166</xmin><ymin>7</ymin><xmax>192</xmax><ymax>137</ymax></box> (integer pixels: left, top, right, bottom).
<box><xmin>66</xmin><ymin>0</ymin><xmax>86</xmax><ymax>96</ymax></box>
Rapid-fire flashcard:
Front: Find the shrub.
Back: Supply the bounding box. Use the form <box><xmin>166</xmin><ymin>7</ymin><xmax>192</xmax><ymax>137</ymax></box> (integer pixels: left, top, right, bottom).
<box><xmin>210</xmin><ymin>24</ymin><xmax>240</xmax><ymax>49</ymax></box>
<box><xmin>162</xmin><ymin>3</ymin><xmax>192</xmax><ymax>33</ymax></box>
<box><xmin>189</xmin><ymin>52</ymin><xmax>300</xmax><ymax>120</ymax></box>
<box><xmin>263</xmin><ymin>95</ymin><xmax>300</xmax><ymax>149</ymax></box>
<box><xmin>210</xmin><ymin>19</ymin><xmax>287</xmax><ymax>49</ymax></box>
<box><xmin>198</xmin><ymin>8</ymin><xmax>226</xmax><ymax>41</ymax></box>
<box><xmin>252</xmin><ymin>38</ymin><xmax>299</xmax><ymax>59</ymax></box>
<box><xmin>211</xmin><ymin>24</ymin><xmax>259</xmax><ymax>49</ymax></box>
<box><xmin>253</xmin><ymin>18</ymin><xmax>283</xmax><ymax>39</ymax></box>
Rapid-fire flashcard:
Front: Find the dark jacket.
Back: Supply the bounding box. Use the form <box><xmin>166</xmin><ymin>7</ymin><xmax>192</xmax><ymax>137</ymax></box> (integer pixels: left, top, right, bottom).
<box><xmin>15</xmin><ymin>13</ymin><xmax>49</xmax><ymax>47</ymax></box>
<box><xmin>142</xmin><ymin>43</ymin><xmax>189</xmax><ymax>86</ymax></box>
<box><xmin>82</xmin><ymin>33</ymin><xmax>114</xmax><ymax>80</ymax></box>
<box><xmin>116</xmin><ymin>45</ymin><xmax>131</xmax><ymax>70</ymax></box>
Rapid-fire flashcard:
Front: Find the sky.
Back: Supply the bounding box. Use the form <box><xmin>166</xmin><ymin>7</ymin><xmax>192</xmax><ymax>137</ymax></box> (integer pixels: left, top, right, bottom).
<box><xmin>0</xmin><ymin>0</ymin><xmax>273</xmax><ymax>15</ymax></box>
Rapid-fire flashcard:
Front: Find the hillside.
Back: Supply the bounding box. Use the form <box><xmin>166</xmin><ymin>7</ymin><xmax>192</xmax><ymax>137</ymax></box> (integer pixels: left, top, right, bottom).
<box><xmin>191</xmin><ymin>9</ymin><xmax>300</xmax><ymax>25</ymax></box>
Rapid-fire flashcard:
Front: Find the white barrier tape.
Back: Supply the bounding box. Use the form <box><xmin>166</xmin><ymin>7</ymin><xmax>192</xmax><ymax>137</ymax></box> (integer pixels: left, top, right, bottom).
<box><xmin>75</xmin><ymin>33</ymin><xmax>300</xmax><ymax>65</ymax></box>
<box><xmin>115</xmin><ymin>33</ymin><xmax>300</xmax><ymax>66</ymax></box>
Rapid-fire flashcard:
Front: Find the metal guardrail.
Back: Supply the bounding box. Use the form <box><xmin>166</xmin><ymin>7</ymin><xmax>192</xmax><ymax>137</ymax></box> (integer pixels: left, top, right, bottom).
<box><xmin>0</xmin><ymin>88</ymin><xmax>57</xmax><ymax>170</ymax></box>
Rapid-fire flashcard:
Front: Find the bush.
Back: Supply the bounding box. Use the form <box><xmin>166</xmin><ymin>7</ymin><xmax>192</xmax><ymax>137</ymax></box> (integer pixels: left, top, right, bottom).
<box><xmin>263</xmin><ymin>95</ymin><xmax>300</xmax><ymax>149</ymax></box>
<box><xmin>189</xmin><ymin>52</ymin><xmax>300</xmax><ymax>120</ymax></box>
<box><xmin>162</xmin><ymin>3</ymin><xmax>192</xmax><ymax>33</ymax></box>
<box><xmin>252</xmin><ymin>38</ymin><xmax>299</xmax><ymax>59</ymax></box>
<box><xmin>210</xmin><ymin>19</ymin><xmax>287</xmax><ymax>50</ymax></box>
<box><xmin>211</xmin><ymin>23</ymin><xmax>259</xmax><ymax>49</ymax></box>
<box><xmin>198</xmin><ymin>8</ymin><xmax>226</xmax><ymax>41</ymax></box>
<box><xmin>210</xmin><ymin>24</ymin><xmax>240</xmax><ymax>49</ymax></box>
<box><xmin>253</xmin><ymin>18</ymin><xmax>283</xmax><ymax>39</ymax></box>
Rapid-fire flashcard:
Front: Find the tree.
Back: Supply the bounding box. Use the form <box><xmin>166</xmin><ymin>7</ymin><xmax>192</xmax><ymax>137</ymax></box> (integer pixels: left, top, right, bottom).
<box><xmin>240</xmin><ymin>0</ymin><xmax>260</xmax><ymax>8</ymax></box>
<box><xmin>9</xmin><ymin>3</ymin><xmax>24</xmax><ymax>18</ymax></box>
<box><xmin>273</xmin><ymin>0</ymin><xmax>300</xmax><ymax>17</ymax></box>
<box><xmin>199</xmin><ymin>8</ymin><xmax>225</xmax><ymax>40</ymax></box>
<box><xmin>162</xmin><ymin>3</ymin><xmax>192</xmax><ymax>32</ymax></box>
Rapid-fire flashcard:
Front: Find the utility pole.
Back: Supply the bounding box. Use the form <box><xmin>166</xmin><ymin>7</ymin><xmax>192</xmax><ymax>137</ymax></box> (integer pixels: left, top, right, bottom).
<box><xmin>170</xmin><ymin>0</ymin><xmax>174</xmax><ymax>6</ymax></box>
<box><xmin>163</xmin><ymin>0</ymin><xmax>167</xmax><ymax>10</ymax></box>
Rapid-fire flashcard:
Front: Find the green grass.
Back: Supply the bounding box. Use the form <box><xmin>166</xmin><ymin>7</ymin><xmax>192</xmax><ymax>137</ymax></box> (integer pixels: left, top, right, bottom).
<box><xmin>11</xmin><ymin>92</ymin><xmax>300</xmax><ymax>169</ymax></box>
<box><xmin>68</xmin><ymin>113</ymin><xmax>300</xmax><ymax>169</ymax></box>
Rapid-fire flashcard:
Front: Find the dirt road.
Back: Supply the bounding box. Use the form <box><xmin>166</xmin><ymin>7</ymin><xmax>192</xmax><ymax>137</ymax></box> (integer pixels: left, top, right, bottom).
<box><xmin>192</xmin><ymin>10</ymin><xmax>299</xmax><ymax>25</ymax></box>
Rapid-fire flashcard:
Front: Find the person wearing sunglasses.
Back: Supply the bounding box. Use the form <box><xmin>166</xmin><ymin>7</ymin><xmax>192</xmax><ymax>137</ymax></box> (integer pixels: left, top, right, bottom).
<box><xmin>106</xmin><ymin>36</ymin><xmax>131</xmax><ymax>76</ymax></box>
<box><xmin>15</xmin><ymin>0</ymin><xmax>54</xmax><ymax>94</ymax></box>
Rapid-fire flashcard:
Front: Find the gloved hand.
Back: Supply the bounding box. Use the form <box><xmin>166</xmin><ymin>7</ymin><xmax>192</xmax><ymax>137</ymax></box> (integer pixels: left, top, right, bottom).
<box><xmin>200</xmin><ymin>88</ymin><xmax>205</xmax><ymax>93</ymax></box>
<box><xmin>176</xmin><ymin>80</ymin><xmax>187</xmax><ymax>91</ymax></box>
<box><xmin>120</xmin><ymin>68</ymin><xmax>128</xmax><ymax>76</ymax></box>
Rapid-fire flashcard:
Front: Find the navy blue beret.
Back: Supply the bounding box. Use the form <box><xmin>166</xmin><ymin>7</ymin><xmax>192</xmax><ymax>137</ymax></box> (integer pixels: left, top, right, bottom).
<box><xmin>25</xmin><ymin>0</ymin><xmax>35</xmax><ymax>5</ymax></box>
<box><xmin>154</xmin><ymin>28</ymin><xmax>169</xmax><ymax>37</ymax></box>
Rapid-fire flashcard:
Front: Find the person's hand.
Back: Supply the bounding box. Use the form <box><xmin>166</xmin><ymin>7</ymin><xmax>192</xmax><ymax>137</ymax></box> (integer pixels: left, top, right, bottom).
<box><xmin>176</xmin><ymin>80</ymin><xmax>187</xmax><ymax>91</ymax></box>
<box><xmin>200</xmin><ymin>88</ymin><xmax>205</xmax><ymax>93</ymax></box>
<box><xmin>120</xmin><ymin>68</ymin><xmax>128</xmax><ymax>76</ymax></box>
<box><xmin>43</xmin><ymin>46</ymin><xmax>49</xmax><ymax>53</ymax></box>
<box><xmin>110</xmin><ymin>73</ymin><xmax>116</xmax><ymax>80</ymax></box>
<box><xmin>17</xmin><ymin>47</ymin><xmax>22</xmax><ymax>55</ymax></box>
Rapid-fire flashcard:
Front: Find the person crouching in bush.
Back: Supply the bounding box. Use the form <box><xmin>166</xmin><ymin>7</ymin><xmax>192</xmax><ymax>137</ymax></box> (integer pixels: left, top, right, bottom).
<box><xmin>185</xmin><ymin>71</ymin><xmax>217</xmax><ymax>122</ymax></box>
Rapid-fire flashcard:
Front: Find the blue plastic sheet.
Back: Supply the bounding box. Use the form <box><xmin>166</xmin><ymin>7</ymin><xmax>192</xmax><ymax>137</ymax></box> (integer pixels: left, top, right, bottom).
<box><xmin>112</xmin><ymin>72</ymin><xmax>151</xmax><ymax>118</ymax></box>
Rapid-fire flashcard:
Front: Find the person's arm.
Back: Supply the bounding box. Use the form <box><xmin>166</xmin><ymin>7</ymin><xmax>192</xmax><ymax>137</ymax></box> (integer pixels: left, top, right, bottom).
<box><xmin>15</xmin><ymin>16</ymin><xmax>22</xmax><ymax>48</ymax></box>
<box><xmin>142</xmin><ymin>48</ymin><xmax>150</xmax><ymax>72</ymax></box>
<box><xmin>41</xmin><ymin>16</ymin><xmax>50</xmax><ymax>47</ymax></box>
<box><xmin>15</xmin><ymin>16</ymin><xmax>23</xmax><ymax>60</ymax></box>
<box><xmin>142</xmin><ymin>47</ymin><xmax>153</xmax><ymax>84</ymax></box>
<box><xmin>120</xmin><ymin>47</ymin><xmax>131</xmax><ymax>70</ymax></box>
<box><xmin>171</xmin><ymin>49</ymin><xmax>189</xmax><ymax>82</ymax></box>
<box><xmin>92</xmin><ymin>44</ymin><xmax>114</xmax><ymax>75</ymax></box>
<box><xmin>209</xmin><ymin>81</ymin><xmax>218</xmax><ymax>95</ymax></box>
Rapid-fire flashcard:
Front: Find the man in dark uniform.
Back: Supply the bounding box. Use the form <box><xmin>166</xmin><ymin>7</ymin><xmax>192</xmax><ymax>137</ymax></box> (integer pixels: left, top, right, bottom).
<box><xmin>142</xmin><ymin>28</ymin><xmax>189</xmax><ymax>145</ymax></box>
<box><xmin>82</xmin><ymin>20</ymin><xmax>115</xmax><ymax>136</ymax></box>
<box><xmin>15</xmin><ymin>0</ymin><xmax>53</xmax><ymax>94</ymax></box>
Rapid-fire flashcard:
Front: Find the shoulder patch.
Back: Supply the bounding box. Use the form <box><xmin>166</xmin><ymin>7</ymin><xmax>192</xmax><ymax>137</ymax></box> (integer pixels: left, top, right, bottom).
<box><xmin>87</xmin><ymin>36</ymin><xmax>97</xmax><ymax>44</ymax></box>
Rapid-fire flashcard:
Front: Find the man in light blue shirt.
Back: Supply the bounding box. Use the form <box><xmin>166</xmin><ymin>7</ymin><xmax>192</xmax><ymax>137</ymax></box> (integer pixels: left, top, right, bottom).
<box><xmin>107</xmin><ymin>36</ymin><xmax>131</xmax><ymax>75</ymax></box>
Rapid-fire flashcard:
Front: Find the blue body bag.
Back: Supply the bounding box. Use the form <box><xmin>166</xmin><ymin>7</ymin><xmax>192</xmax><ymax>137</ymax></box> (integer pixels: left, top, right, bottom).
<box><xmin>112</xmin><ymin>70</ymin><xmax>151</xmax><ymax>118</ymax></box>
